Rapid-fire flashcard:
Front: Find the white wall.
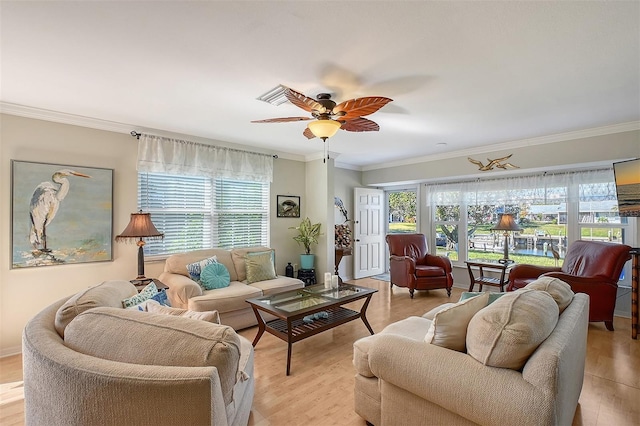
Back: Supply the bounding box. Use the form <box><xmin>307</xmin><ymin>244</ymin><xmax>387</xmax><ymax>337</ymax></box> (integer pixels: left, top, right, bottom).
<box><xmin>270</xmin><ymin>158</ymin><xmax>307</xmax><ymax>275</ymax></box>
<box><xmin>0</xmin><ymin>113</ymin><xmax>307</xmax><ymax>356</ymax></box>
<box><xmin>303</xmin><ymin>158</ymin><xmax>334</xmax><ymax>282</ymax></box>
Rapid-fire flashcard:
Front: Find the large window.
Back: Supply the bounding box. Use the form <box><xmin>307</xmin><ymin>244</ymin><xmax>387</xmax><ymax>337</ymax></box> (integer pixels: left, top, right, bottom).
<box><xmin>428</xmin><ymin>169</ymin><xmax>632</xmax><ymax>268</ymax></box>
<box><xmin>138</xmin><ymin>172</ymin><xmax>269</xmax><ymax>256</ymax></box>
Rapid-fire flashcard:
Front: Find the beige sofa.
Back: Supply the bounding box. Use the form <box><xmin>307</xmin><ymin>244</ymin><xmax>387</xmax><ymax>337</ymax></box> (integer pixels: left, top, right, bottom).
<box><xmin>159</xmin><ymin>247</ymin><xmax>304</xmax><ymax>330</ymax></box>
<box><xmin>353</xmin><ymin>288</ymin><xmax>589</xmax><ymax>426</ymax></box>
<box><xmin>23</xmin><ymin>280</ymin><xmax>254</xmax><ymax>426</ymax></box>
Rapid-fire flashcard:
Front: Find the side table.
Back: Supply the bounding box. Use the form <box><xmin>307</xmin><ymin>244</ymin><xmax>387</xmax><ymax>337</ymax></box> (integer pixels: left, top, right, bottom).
<box><xmin>465</xmin><ymin>260</ymin><xmax>512</xmax><ymax>292</ymax></box>
<box><xmin>132</xmin><ymin>278</ymin><xmax>168</xmax><ymax>293</ymax></box>
<box><xmin>297</xmin><ymin>269</ymin><xmax>317</xmax><ymax>286</ymax></box>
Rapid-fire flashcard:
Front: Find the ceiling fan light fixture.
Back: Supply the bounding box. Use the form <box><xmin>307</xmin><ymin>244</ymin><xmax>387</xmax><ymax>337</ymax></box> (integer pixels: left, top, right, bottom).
<box><xmin>307</xmin><ymin>119</ymin><xmax>341</xmax><ymax>141</ymax></box>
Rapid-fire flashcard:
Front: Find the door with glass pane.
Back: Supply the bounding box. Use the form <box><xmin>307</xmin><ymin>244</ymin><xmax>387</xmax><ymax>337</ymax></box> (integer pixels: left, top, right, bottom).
<box><xmin>387</xmin><ymin>190</ymin><xmax>417</xmax><ymax>234</ymax></box>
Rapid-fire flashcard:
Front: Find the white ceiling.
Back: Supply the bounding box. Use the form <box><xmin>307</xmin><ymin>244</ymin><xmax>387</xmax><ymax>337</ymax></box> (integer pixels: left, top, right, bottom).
<box><xmin>1</xmin><ymin>1</ymin><xmax>639</xmax><ymax>168</ymax></box>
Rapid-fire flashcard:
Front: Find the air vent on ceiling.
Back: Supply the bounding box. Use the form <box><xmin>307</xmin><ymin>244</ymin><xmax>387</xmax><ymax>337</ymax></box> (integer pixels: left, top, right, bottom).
<box><xmin>256</xmin><ymin>84</ymin><xmax>289</xmax><ymax>106</ymax></box>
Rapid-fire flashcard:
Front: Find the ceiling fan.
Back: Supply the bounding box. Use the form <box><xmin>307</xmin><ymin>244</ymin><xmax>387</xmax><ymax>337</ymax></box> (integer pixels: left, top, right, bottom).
<box><xmin>252</xmin><ymin>86</ymin><xmax>393</xmax><ymax>141</ymax></box>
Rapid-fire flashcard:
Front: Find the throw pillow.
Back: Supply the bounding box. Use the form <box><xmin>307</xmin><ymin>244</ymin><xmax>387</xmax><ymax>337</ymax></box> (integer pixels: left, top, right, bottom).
<box><xmin>146</xmin><ymin>300</ymin><xmax>221</xmax><ymax>324</ymax></box>
<box><xmin>245</xmin><ymin>250</ymin><xmax>276</xmax><ymax>284</ymax></box>
<box><xmin>54</xmin><ymin>280</ymin><xmax>138</xmax><ymax>337</ymax></box>
<box><xmin>122</xmin><ymin>282</ymin><xmax>158</xmax><ymax>308</ymax></box>
<box><xmin>149</xmin><ymin>289</ymin><xmax>171</xmax><ymax>306</ymax></box>
<box><xmin>186</xmin><ymin>255</ymin><xmax>218</xmax><ymax>284</ymax></box>
<box><xmin>201</xmin><ymin>262</ymin><xmax>231</xmax><ymax>290</ymax></box>
<box><xmin>459</xmin><ymin>291</ymin><xmax>506</xmax><ymax>305</ymax></box>
<box><xmin>524</xmin><ymin>276</ymin><xmax>574</xmax><ymax>313</ymax></box>
<box><xmin>424</xmin><ymin>292</ymin><xmax>489</xmax><ymax>352</ymax></box>
<box><xmin>422</xmin><ymin>303</ymin><xmax>456</xmax><ymax>320</ymax></box>
<box><xmin>466</xmin><ymin>289</ymin><xmax>559</xmax><ymax>370</ymax></box>
<box><xmin>63</xmin><ymin>306</ymin><xmax>240</xmax><ymax>405</ymax></box>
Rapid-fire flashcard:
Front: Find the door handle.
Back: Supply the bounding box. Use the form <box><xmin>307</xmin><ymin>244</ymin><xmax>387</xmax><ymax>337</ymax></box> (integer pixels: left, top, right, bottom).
<box><xmin>356</xmin><ymin>239</ymin><xmax>360</xmax><ymax>242</ymax></box>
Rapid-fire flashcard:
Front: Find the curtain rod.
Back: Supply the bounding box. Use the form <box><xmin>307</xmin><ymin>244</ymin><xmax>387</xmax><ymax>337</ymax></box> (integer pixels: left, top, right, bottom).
<box><xmin>130</xmin><ymin>131</ymin><xmax>278</xmax><ymax>159</ymax></box>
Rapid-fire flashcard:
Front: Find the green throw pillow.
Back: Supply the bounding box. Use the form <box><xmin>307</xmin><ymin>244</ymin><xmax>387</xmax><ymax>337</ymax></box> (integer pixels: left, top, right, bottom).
<box><xmin>459</xmin><ymin>291</ymin><xmax>505</xmax><ymax>305</ymax></box>
<box><xmin>201</xmin><ymin>262</ymin><xmax>231</xmax><ymax>290</ymax></box>
<box><xmin>245</xmin><ymin>250</ymin><xmax>276</xmax><ymax>284</ymax></box>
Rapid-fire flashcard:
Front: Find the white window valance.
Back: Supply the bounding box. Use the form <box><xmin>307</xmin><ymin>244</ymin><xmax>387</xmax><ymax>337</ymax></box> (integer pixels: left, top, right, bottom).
<box><xmin>427</xmin><ymin>168</ymin><xmax>616</xmax><ymax>206</ymax></box>
<box><xmin>137</xmin><ymin>134</ymin><xmax>273</xmax><ymax>182</ymax></box>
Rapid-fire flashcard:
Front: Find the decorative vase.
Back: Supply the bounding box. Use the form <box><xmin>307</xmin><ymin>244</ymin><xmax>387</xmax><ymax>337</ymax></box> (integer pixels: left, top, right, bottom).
<box><xmin>300</xmin><ymin>254</ymin><xmax>315</xmax><ymax>270</ymax></box>
<box><xmin>285</xmin><ymin>262</ymin><xmax>294</xmax><ymax>277</ymax></box>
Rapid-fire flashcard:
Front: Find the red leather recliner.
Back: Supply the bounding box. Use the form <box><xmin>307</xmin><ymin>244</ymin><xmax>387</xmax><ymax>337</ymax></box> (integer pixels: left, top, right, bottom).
<box><xmin>508</xmin><ymin>240</ymin><xmax>631</xmax><ymax>331</ymax></box>
<box><xmin>386</xmin><ymin>233</ymin><xmax>453</xmax><ymax>298</ymax></box>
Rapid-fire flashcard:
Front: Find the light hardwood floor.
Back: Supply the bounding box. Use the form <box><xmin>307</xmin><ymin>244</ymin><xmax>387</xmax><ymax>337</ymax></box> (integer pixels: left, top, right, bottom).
<box><xmin>1</xmin><ymin>278</ymin><xmax>639</xmax><ymax>425</ymax></box>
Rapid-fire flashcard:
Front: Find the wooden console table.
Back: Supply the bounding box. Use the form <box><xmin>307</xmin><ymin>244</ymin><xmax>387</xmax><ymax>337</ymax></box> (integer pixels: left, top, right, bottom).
<box><xmin>335</xmin><ymin>247</ymin><xmax>352</xmax><ymax>284</ymax></box>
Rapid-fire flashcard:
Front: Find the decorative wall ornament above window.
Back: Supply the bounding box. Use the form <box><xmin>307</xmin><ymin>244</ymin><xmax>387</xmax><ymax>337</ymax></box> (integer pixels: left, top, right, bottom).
<box><xmin>468</xmin><ymin>154</ymin><xmax>519</xmax><ymax>171</ymax></box>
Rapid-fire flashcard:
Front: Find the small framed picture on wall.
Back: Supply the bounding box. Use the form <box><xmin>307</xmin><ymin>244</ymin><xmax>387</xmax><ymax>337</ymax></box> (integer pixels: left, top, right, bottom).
<box><xmin>276</xmin><ymin>195</ymin><xmax>300</xmax><ymax>218</ymax></box>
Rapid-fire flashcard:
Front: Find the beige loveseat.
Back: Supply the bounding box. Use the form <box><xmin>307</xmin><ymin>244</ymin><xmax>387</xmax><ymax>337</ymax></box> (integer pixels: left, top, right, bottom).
<box><xmin>23</xmin><ymin>280</ymin><xmax>254</xmax><ymax>426</ymax></box>
<box><xmin>159</xmin><ymin>247</ymin><xmax>304</xmax><ymax>330</ymax></box>
<box><xmin>353</xmin><ymin>283</ymin><xmax>589</xmax><ymax>426</ymax></box>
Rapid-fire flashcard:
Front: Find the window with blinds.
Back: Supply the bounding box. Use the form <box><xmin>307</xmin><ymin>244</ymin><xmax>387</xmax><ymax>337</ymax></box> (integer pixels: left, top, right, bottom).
<box><xmin>138</xmin><ymin>173</ymin><xmax>269</xmax><ymax>255</ymax></box>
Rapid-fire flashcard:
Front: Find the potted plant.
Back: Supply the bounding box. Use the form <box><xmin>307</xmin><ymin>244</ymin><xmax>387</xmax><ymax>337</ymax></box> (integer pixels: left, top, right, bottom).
<box><xmin>289</xmin><ymin>217</ymin><xmax>322</xmax><ymax>270</ymax></box>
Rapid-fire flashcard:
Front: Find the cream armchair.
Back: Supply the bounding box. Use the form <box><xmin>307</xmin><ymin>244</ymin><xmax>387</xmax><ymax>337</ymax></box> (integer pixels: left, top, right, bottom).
<box><xmin>353</xmin><ymin>290</ymin><xmax>589</xmax><ymax>426</ymax></box>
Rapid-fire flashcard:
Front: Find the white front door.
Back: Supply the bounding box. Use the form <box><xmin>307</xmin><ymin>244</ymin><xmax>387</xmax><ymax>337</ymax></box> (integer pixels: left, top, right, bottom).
<box><xmin>354</xmin><ymin>187</ymin><xmax>384</xmax><ymax>279</ymax></box>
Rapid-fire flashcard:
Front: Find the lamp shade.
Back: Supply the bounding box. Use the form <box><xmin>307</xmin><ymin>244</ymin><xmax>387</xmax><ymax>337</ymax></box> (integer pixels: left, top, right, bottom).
<box><xmin>115</xmin><ymin>212</ymin><xmax>163</xmax><ymax>241</ymax></box>
<box><xmin>491</xmin><ymin>213</ymin><xmax>522</xmax><ymax>232</ymax></box>
<box><xmin>307</xmin><ymin>119</ymin><xmax>341</xmax><ymax>140</ymax></box>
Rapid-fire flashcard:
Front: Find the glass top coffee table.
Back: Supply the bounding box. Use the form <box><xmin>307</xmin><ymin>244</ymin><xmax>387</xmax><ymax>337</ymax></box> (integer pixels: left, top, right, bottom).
<box><xmin>246</xmin><ymin>283</ymin><xmax>377</xmax><ymax>375</ymax></box>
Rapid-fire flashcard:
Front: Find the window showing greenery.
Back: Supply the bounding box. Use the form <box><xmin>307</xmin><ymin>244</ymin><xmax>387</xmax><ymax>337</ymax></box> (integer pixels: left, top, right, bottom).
<box><xmin>138</xmin><ymin>172</ymin><xmax>269</xmax><ymax>256</ymax></box>
<box><xmin>434</xmin><ymin>204</ymin><xmax>460</xmax><ymax>261</ymax></box>
<box><xmin>388</xmin><ymin>190</ymin><xmax>417</xmax><ymax>234</ymax></box>
<box><xmin>429</xmin><ymin>169</ymin><xmax>630</xmax><ymax>267</ymax></box>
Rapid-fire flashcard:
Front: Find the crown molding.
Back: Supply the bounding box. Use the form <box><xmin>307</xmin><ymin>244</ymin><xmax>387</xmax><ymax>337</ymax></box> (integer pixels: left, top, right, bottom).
<box><xmin>0</xmin><ymin>102</ymin><xmax>133</xmax><ymax>134</ymax></box>
<box><xmin>0</xmin><ymin>102</ymin><xmax>305</xmax><ymax>161</ymax></box>
<box><xmin>361</xmin><ymin>121</ymin><xmax>640</xmax><ymax>172</ymax></box>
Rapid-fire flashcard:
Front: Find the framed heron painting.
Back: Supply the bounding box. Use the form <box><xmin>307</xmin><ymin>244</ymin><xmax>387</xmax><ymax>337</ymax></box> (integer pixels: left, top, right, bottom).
<box><xmin>11</xmin><ymin>160</ymin><xmax>113</xmax><ymax>268</ymax></box>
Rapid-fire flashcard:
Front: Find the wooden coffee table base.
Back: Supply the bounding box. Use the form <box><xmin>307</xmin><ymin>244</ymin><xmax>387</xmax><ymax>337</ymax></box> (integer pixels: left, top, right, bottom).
<box><xmin>249</xmin><ymin>292</ymin><xmax>375</xmax><ymax>375</ymax></box>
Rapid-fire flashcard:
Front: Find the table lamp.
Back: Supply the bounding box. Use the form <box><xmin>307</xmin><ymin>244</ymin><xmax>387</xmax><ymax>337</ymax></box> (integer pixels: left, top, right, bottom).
<box><xmin>116</xmin><ymin>211</ymin><xmax>163</xmax><ymax>284</ymax></box>
<box><xmin>491</xmin><ymin>213</ymin><xmax>522</xmax><ymax>264</ymax></box>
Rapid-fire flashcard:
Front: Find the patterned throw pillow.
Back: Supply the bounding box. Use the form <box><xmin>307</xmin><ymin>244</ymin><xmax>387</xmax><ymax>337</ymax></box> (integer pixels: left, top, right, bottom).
<box><xmin>245</xmin><ymin>250</ymin><xmax>276</xmax><ymax>284</ymax></box>
<box><xmin>149</xmin><ymin>289</ymin><xmax>171</xmax><ymax>306</ymax></box>
<box><xmin>201</xmin><ymin>262</ymin><xmax>231</xmax><ymax>290</ymax></box>
<box><xmin>186</xmin><ymin>256</ymin><xmax>218</xmax><ymax>284</ymax></box>
<box><xmin>122</xmin><ymin>282</ymin><xmax>158</xmax><ymax>308</ymax></box>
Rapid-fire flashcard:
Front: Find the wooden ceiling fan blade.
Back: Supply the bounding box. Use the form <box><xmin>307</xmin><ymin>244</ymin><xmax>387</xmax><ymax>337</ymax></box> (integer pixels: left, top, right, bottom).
<box><xmin>251</xmin><ymin>117</ymin><xmax>313</xmax><ymax>123</ymax></box>
<box><xmin>284</xmin><ymin>87</ymin><xmax>326</xmax><ymax>114</ymax></box>
<box><xmin>303</xmin><ymin>127</ymin><xmax>316</xmax><ymax>139</ymax></box>
<box><xmin>333</xmin><ymin>96</ymin><xmax>392</xmax><ymax>120</ymax></box>
<box><xmin>341</xmin><ymin>117</ymin><xmax>380</xmax><ymax>132</ymax></box>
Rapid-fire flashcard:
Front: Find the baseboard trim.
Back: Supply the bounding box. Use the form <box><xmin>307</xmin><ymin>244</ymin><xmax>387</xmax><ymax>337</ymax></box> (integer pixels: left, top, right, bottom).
<box><xmin>0</xmin><ymin>346</ymin><xmax>22</xmax><ymax>358</ymax></box>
